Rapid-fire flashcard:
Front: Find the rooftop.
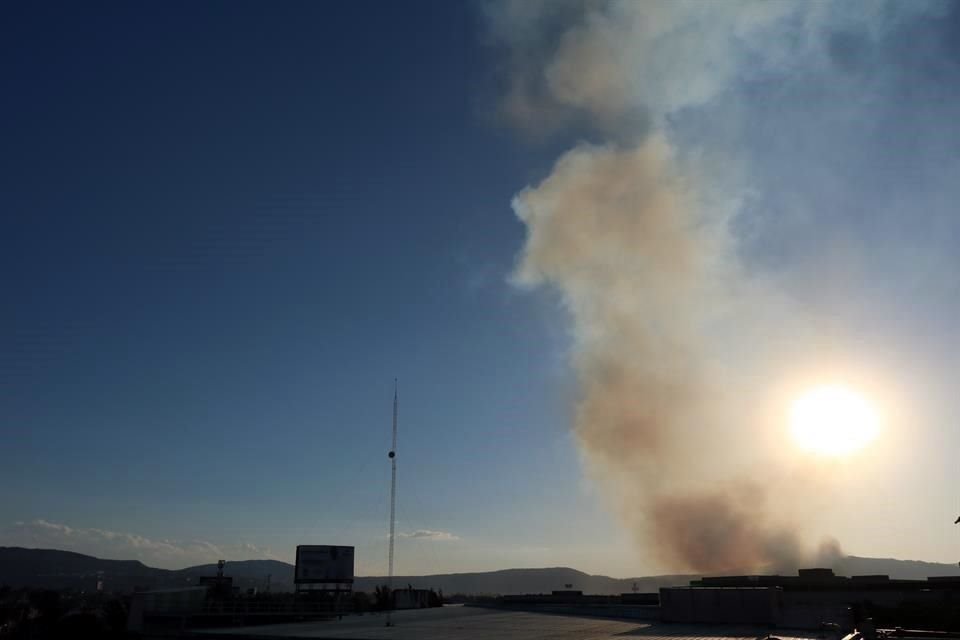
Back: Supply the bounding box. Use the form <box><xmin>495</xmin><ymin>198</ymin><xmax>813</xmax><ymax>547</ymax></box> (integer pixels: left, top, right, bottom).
<box><xmin>192</xmin><ymin>604</ymin><xmax>822</xmax><ymax>640</ymax></box>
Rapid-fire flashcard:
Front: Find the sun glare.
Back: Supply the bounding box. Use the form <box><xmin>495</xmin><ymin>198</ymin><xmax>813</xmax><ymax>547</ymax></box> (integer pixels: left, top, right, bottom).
<box><xmin>789</xmin><ymin>385</ymin><xmax>880</xmax><ymax>456</ymax></box>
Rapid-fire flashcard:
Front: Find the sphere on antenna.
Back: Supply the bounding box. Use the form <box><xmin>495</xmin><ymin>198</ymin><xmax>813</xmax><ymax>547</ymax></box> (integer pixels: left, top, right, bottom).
<box><xmin>388</xmin><ymin>451</ymin><xmax>395</xmax><ymax>458</ymax></box>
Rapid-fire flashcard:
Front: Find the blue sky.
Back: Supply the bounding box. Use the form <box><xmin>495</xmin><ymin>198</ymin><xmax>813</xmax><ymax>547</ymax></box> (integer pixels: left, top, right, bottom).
<box><xmin>5</xmin><ymin>1</ymin><xmax>960</xmax><ymax>577</ymax></box>
<box><xmin>1</xmin><ymin>1</ymin><xmax>626</xmax><ymax>574</ymax></box>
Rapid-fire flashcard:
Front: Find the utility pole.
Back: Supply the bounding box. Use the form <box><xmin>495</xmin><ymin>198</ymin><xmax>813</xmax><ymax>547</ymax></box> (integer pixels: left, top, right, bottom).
<box><xmin>386</xmin><ymin>380</ymin><xmax>398</xmax><ymax>627</ymax></box>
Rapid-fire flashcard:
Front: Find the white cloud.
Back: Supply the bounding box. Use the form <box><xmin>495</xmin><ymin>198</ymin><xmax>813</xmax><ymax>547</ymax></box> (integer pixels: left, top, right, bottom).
<box><xmin>399</xmin><ymin>529</ymin><xmax>460</xmax><ymax>541</ymax></box>
<box><xmin>1</xmin><ymin>520</ymin><xmax>279</xmax><ymax>569</ymax></box>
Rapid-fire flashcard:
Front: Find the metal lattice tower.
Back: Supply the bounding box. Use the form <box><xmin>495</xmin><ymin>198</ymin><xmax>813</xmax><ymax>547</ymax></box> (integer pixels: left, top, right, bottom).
<box><xmin>386</xmin><ymin>380</ymin><xmax>398</xmax><ymax>626</ymax></box>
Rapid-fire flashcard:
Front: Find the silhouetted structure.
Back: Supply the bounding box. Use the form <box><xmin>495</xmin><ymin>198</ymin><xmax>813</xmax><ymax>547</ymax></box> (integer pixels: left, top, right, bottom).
<box><xmin>664</xmin><ymin>568</ymin><xmax>960</xmax><ymax>629</ymax></box>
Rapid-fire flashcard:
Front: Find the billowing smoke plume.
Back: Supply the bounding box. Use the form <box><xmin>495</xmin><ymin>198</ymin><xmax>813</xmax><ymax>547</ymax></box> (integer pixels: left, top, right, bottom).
<box><xmin>510</xmin><ymin>133</ymin><xmax>816</xmax><ymax>574</ymax></box>
<box><xmin>489</xmin><ymin>0</ymin><xmax>941</xmax><ymax>573</ymax></box>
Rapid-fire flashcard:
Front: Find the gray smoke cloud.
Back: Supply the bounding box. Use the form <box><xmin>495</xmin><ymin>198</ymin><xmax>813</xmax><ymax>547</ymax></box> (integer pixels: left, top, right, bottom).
<box><xmin>490</xmin><ymin>0</ymin><xmax>944</xmax><ymax>574</ymax></box>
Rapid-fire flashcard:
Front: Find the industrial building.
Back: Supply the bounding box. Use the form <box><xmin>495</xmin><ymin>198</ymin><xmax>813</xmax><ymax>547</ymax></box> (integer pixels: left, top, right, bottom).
<box><xmin>662</xmin><ymin>568</ymin><xmax>960</xmax><ymax>628</ymax></box>
<box><xmin>491</xmin><ymin>568</ymin><xmax>960</xmax><ymax>630</ymax></box>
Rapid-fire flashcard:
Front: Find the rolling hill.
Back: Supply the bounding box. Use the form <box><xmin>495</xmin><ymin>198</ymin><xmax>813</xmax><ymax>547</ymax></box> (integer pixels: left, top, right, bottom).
<box><xmin>353</xmin><ymin>567</ymin><xmax>693</xmax><ymax>595</ymax></box>
<box><xmin>0</xmin><ymin>548</ymin><xmax>292</xmax><ymax>592</ymax></box>
<box><xmin>2</xmin><ymin>546</ymin><xmax>958</xmax><ymax>595</ymax></box>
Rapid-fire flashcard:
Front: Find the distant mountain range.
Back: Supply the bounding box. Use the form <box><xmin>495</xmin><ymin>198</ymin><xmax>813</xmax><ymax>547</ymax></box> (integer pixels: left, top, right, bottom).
<box><xmin>0</xmin><ymin>547</ymin><xmax>292</xmax><ymax>593</ymax></box>
<box><xmin>353</xmin><ymin>568</ymin><xmax>694</xmax><ymax>596</ymax></box>
<box><xmin>2</xmin><ymin>547</ymin><xmax>958</xmax><ymax>595</ymax></box>
<box><xmin>833</xmin><ymin>555</ymin><xmax>960</xmax><ymax>581</ymax></box>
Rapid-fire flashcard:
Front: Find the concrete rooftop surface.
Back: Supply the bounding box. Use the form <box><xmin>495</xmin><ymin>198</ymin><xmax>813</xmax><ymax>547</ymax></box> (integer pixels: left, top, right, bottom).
<box><xmin>191</xmin><ymin>604</ymin><xmax>823</xmax><ymax>640</ymax></box>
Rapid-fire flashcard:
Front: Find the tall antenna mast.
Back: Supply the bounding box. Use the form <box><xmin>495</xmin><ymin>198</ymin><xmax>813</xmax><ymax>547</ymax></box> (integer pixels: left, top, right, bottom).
<box><xmin>386</xmin><ymin>379</ymin><xmax>398</xmax><ymax>626</ymax></box>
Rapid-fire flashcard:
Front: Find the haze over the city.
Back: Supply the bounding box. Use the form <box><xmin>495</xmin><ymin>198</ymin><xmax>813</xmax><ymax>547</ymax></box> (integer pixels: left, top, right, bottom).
<box><xmin>4</xmin><ymin>1</ymin><xmax>960</xmax><ymax>578</ymax></box>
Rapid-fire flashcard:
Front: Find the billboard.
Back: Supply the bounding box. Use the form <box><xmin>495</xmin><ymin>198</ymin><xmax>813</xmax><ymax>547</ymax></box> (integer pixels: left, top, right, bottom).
<box><xmin>295</xmin><ymin>545</ymin><xmax>355</xmax><ymax>584</ymax></box>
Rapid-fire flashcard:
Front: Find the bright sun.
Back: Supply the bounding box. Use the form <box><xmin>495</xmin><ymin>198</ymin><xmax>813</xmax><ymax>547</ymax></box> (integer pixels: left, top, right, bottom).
<box><xmin>789</xmin><ymin>385</ymin><xmax>880</xmax><ymax>456</ymax></box>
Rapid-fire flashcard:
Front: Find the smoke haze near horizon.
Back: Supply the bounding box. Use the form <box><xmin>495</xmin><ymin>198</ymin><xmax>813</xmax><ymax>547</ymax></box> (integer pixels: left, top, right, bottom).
<box><xmin>488</xmin><ymin>0</ymin><xmax>951</xmax><ymax>574</ymax></box>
